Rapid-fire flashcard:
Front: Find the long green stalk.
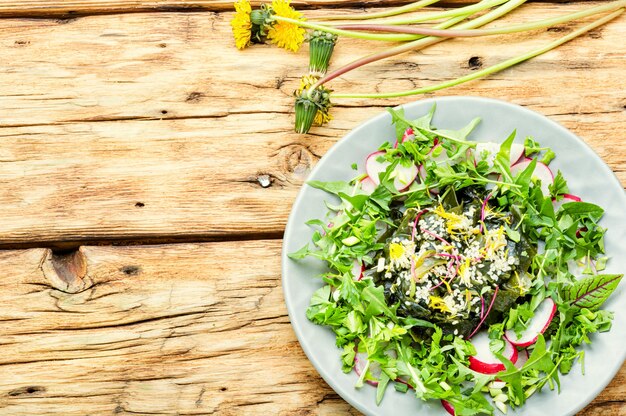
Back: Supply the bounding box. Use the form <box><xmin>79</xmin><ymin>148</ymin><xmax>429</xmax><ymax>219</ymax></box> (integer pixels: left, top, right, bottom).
<box><xmin>312</xmin><ymin>0</ymin><xmax>440</xmax><ymax>21</ymax></box>
<box><xmin>312</xmin><ymin>0</ymin><xmax>528</xmax><ymax>90</ymax></box>
<box><xmin>332</xmin><ymin>9</ymin><xmax>623</xmax><ymax>99</ymax></box>
<box><xmin>333</xmin><ymin>1</ymin><xmax>626</xmax><ymax>38</ymax></box>
<box><xmin>321</xmin><ymin>0</ymin><xmax>509</xmax><ymax>26</ymax></box>
<box><xmin>272</xmin><ymin>15</ymin><xmax>422</xmax><ymax>42</ymax></box>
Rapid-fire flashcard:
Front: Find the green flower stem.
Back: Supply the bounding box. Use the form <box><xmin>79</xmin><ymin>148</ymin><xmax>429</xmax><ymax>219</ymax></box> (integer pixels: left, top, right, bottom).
<box><xmin>312</xmin><ymin>0</ymin><xmax>527</xmax><ymax>90</ymax></box>
<box><xmin>332</xmin><ymin>9</ymin><xmax>623</xmax><ymax>99</ymax></box>
<box><xmin>333</xmin><ymin>1</ymin><xmax>626</xmax><ymax>38</ymax></box>
<box><xmin>312</xmin><ymin>0</ymin><xmax>440</xmax><ymax>21</ymax></box>
<box><xmin>321</xmin><ymin>0</ymin><xmax>509</xmax><ymax>26</ymax></box>
<box><xmin>271</xmin><ymin>15</ymin><xmax>421</xmax><ymax>42</ymax></box>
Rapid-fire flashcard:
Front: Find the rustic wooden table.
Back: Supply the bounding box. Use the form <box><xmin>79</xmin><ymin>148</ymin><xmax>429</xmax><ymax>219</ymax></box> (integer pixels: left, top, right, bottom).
<box><xmin>0</xmin><ymin>0</ymin><xmax>624</xmax><ymax>415</ymax></box>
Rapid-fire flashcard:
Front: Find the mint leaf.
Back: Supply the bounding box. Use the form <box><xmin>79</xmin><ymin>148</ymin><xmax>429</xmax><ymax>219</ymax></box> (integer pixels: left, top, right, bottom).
<box><xmin>564</xmin><ymin>274</ymin><xmax>623</xmax><ymax>310</ymax></box>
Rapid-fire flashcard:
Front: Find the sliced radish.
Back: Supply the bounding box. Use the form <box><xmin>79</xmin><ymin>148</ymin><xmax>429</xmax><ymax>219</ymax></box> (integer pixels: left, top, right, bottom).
<box><xmin>509</xmin><ymin>143</ymin><xmax>525</xmax><ymax>165</ymax></box>
<box><xmin>354</xmin><ymin>350</ymin><xmax>381</xmax><ymax>386</ymax></box>
<box><xmin>510</xmin><ymin>159</ymin><xmax>554</xmax><ymax>196</ymax></box>
<box><xmin>469</xmin><ymin>332</ymin><xmax>518</xmax><ymax>374</ymax></box>
<box><xmin>360</xmin><ymin>176</ymin><xmax>377</xmax><ymax>195</ymax></box>
<box><xmin>365</xmin><ymin>151</ymin><xmax>389</xmax><ymax>185</ymax></box>
<box><xmin>351</xmin><ymin>259</ymin><xmax>364</xmax><ymax>281</ymax></box>
<box><xmin>505</xmin><ymin>297</ymin><xmax>557</xmax><ymax>348</ymax></box>
<box><xmin>552</xmin><ymin>193</ymin><xmax>582</xmax><ymax>211</ymax></box>
<box><xmin>514</xmin><ymin>349</ymin><xmax>530</xmax><ymax>369</ymax></box>
<box><xmin>394</xmin><ymin>127</ymin><xmax>415</xmax><ymax>148</ymax></box>
<box><xmin>354</xmin><ymin>347</ymin><xmax>397</xmax><ymax>386</ymax></box>
<box><xmin>428</xmin><ymin>143</ymin><xmax>450</xmax><ymax>164</ymax></box>
<box><xmin>441</xmin><ymin>400</ymin><xmax>455</xmax><ymax>415</ymax></box>
<box><xmin>365</xmin><ymin>150</ymin><xmax>417</xmax><ymax>191</ymax></box>
<box><xmin>392</xmin><ymin>163</ymin><xmax>418</xmax><ymax>192</ymax></box>
<box><xmin>418</xmin><ymin>164</ymin><xmax>439</xmax><ymax>195</ymax></box>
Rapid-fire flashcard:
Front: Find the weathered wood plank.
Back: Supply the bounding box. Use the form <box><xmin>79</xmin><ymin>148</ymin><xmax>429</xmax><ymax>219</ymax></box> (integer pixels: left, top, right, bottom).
<box><xmin>0</xmin><ymin>242</ymin><xmax>622</xmax><ymax>415</ymax></box>
<box><xmin>0</xmin><ymin>0</ymin><xmax>604</xmax><ymax>18</ymax></box>
<box><xmin>0</xmin><ymin>4</ymin><xmax>624</xmax><ymax>246</ymax></box>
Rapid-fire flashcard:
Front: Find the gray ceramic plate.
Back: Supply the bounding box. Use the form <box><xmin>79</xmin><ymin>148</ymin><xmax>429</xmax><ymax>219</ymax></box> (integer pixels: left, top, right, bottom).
<box><xmin>282</xmin><ymin>96</ymin><xmax>626</xmax><ymax>416</ymax></box>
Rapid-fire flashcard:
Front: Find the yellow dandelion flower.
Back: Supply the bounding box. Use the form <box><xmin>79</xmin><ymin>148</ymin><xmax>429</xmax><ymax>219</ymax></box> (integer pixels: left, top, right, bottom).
<box><xmin>429</xmin><ymin>296</ymin><xmax>452</xmax><ymax>313</ymax></box>
<box><xmin>231</xmin><ymin>0</ymin><xmax>252</xmax><ymax>50</ymax></box>
<box><xmin>294</xmin><ymin>74</ymin><xmax>333</xmax><ymax>133</ymax></box>
<box><xmin>314</xmin><ymin>109</ymin><xmax>332</xmax><ymax>126</ymax></box>
<box><xmin>267</xmin><ymin>0</ymin><xmax>306</xmax><ymax>52</ymax></box>
<box><xmin>389</xmin><ymin>243</ymin><xmax>405</xmax><ymax>261</ymax></box>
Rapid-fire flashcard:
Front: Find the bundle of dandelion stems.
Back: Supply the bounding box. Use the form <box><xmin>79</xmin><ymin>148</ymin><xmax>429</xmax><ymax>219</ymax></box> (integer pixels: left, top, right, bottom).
<box><xmin>230</xmin><ymin>0</ymin><xmax>625</xmax><ymax>134</ymax></box>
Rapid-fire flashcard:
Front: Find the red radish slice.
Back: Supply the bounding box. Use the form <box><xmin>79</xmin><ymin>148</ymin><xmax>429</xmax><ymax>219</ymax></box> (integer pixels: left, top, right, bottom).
<box><xmin>509</xmin><ymin>143</ymin><xmax>525</xmax><ymax>165</ymax></box>
<box><xmin>466</xmin><ymin>148</ymin><xmax>475</xmax><ymax>165</ymax></box>
<box><xmin>393</xmin><ymin>163</ymin><xmax>418</xmax><ymax>192</ymax></box>
<box><xmin>360</xmin><ymin>176</ymin><xmax>377</xmax><ymax>195</ymax></box>
<box><xmin>514</xmin><ymin>349</ymin><xmax>530</xmax><ymax>369</ymax></box>
<box><xmin>351</xmin><ymin>259</ymin><xmax>364</xmax><ymax>281</ymax></box>
<box><xmin>469</xmin><ymin>332</ymin><xmax>518</xmax><ymax>374</ymax></box>
<box><xmin>418</xmin><ymin>165</ymin><xmax>439</xmax><ymax>195</ymax></box>
<box><xmin>354</xmin><ymin>347</ymin><xmax>397</xmax><ymax>387</ymax></box>
<box><xmin>510</xmin><ymin>159</ymin><xmax>554</xmax><ymax>196</ymax></box>
<box><xmin>441</xmin><ymin>400</ymin><xmax>455</xmax><ymax>416</ymax></box>
<box><xmin>394</xmin><ymin>127</ymin><xmax>415</xmax><ymax>148</ymax></box>
<box><xmin>552</xmin><ymin>193</ymin><xmax>582</xmax><ymax>211</ymax></box>
<box><xmin>428</xmin><ymin>143</ymin><xmax>450</xmax><ymax>164</ymax></box>
<box><xmin>365</xmin><ymin>151</ymin><xmax>417</xmax><ymax>191</ymax></box>
<box><xmin>354</xmin><ymin>351</ymin><xmax>381</xmax><ymax>386</ymax></box>
<box><xmin>365</xmin><ymin>151</ymin><xmax>389</xmax><ymax>185</ymax></box>
<box><xmin>505</xmin><ymin>297</ymin><xmax>557</xmax><ymax>348</ymax></box>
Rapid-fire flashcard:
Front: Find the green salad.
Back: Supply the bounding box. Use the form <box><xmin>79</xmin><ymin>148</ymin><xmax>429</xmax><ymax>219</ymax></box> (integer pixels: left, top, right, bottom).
<box><xmin>289</xmin><ymin>106</ymin><xmax>622</xmax><ymax>415</ymax></box>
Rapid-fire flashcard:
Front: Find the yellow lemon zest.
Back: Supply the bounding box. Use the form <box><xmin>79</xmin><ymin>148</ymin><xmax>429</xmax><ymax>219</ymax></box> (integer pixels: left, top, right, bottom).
<box><xmin>458</xmin><ymin>257</ymin><xmax>472</xmax><ymax>287</ymax></box>
<box><xmin>231</xmin><ymin>0</ymin><xmax>252</xmax><ymax>50</ymax></box>
<box><xmin>484</xmin><ymin>226</ymin><xmax>507</xmax><ymax>259</ymax></box>
<box><xmin>267</xmin><ymin>0</ymin><xmax>306</xmax><ymax>52</ymax></box>
<box><xmin>434</xmin><ymin>204</ymin><xmax>469</xmax><ymax>234</ymax></box>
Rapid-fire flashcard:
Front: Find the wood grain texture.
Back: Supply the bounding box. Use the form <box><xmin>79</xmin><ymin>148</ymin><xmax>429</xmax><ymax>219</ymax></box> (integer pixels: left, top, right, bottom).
<box><xmin>0</xmin><ymin>0</ymin><xmax>604</xmax><ymax>18</ymax></box>
<box><xmin>0</xmin><ymin>241</ymin><xmax>622</xmax><ymax>415</ymax></box>
<box><xmin>0</xmin><ymin>3</ymin><xmax>624</xmax><ymax>247</ymax></box>
<box><xmin>0</xmin><ymin>2</ymin><xmax>624</xmax><ymax>415</ymax></box>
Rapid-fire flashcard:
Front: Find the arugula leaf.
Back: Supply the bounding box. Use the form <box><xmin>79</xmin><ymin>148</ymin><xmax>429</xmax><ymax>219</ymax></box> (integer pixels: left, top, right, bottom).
<box><xmin>540</xmin><ymin>149</ymin><xmax>556</xmax><ymax>165</ymax></box>
<box><xmin>494</xmin><ymin>130</ymin><xmax>516</xmax><ymax>182</ymax></box>
<box><xmin>549</xmin><ymin>171</ymin><xmax>569</xmax><ymax>197</ymax></box>
<box><xmin>288</xmin><ymin>243</ymin><xmax>310</xmax><ymax>260</ymax></box>
<box><xmin>338</xmin><ymin>192</ymin><xmax>369</xmax><ymax>211</ymax></box>
<box><xmin>376</xmin><ymin>373</ymin><xmax>391</xmax><ymax>404</ymax></box>
<box><xmin>563</xmin><ymin>274</ymin><xmax>623</xmax><ymax>310</ymax></box>
<box><xmin>362</xmin><ymin>285</ymin><xmax>394</xmax><ymax>318</ymax></box>
<box><xmin>494</xmin><ymin>352</ymin><xmax>524</xmax><ymax>406</ymax></box>
<box><xmin>560</xmin><ymin>201</ymin><xmax>604</xmax><ymax>220</ymax></box>
<box><xmin>307</xmin><ymin>180</ymin><xmax>353</xmax><ymax>196</ymax></box>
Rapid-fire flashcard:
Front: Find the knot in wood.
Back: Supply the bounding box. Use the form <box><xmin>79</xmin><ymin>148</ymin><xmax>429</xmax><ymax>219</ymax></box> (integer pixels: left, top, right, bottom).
<box><xmin>281</xmin><ymin>144</ymin><xmax>315</xmax><ymax>178</ymax></box>
<box><xmin>40</xmin><ymin>248</ymin><xmax>93</xmax><ymax>294</ymax></box>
